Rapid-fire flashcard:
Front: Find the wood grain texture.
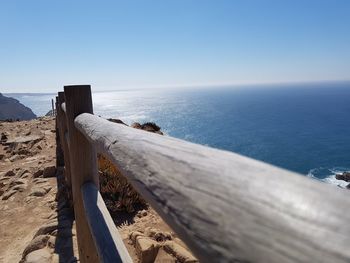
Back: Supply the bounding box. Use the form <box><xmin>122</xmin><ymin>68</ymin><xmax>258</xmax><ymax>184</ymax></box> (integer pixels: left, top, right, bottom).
<box><xmin>58</xmin><ymin>93</ymin><xmax>71</xmax><ymax>187</ymax></box>
<box><xmin>55</xmin><ymin>97</ymin><xmax>64</xmax><ymax>167</ymax></box>
<box><xmin>75</xmin><ymin>113</ymin><xmax>350</xmax><ymax>263</ymax></box>
<box><xmin>64</xmin><ymin>86</ymin><xmax>99</xmax><ymax>263</ymax></box>
<box><xmin>82</xmin><ymin>182</ymin><xmax>133</xmax><ymax>263</ymax></box>
<box><xmin>64</xmin><ymin>131</ymin><xmax>70</xmax><ymax>151</ymax></box>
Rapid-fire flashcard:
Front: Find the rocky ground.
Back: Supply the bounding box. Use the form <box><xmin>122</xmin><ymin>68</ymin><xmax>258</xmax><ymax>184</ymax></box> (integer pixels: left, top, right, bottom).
<box><xmin>0</xmin><ymin>117</ymin><xmax>78</xmax><ymax>263</ymax></box>
<box><xmin>0</xmin><ymin>117</ymin><xmax>197</xmax><ymax>263</ymax></box>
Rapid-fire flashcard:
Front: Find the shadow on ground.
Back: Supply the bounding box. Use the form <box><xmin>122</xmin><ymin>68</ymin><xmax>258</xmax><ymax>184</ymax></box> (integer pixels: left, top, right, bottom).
<box><xmin>108</xmin><ymin>203</ymin><xmax>148</xmax><ymax>227</ymax></box>
<box><xmin>53</xmin><ymin>168</ymin><xmax>77</xmax><ymax>263</ymax></box>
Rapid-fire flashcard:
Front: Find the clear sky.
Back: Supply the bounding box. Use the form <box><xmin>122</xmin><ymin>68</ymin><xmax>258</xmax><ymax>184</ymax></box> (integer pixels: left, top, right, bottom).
<box><xmin>1</xmin><ymin>0</ymin><xmax>349</xmax><ymax>92</ymax></box>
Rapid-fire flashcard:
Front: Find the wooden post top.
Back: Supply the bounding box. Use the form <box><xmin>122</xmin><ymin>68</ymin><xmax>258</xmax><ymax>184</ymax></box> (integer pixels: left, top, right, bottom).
<box><xmin>64</xmin><ymin>85</ymin><xmax>93</xmax><ymax>117</ymax></box>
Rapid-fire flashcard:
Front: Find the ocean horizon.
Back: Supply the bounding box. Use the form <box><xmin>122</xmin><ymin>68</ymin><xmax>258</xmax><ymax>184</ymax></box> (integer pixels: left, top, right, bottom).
<box><xmin>6</xmin><ymin>81</ymin><xmax>350</xmax><ymax>186</ymax></box>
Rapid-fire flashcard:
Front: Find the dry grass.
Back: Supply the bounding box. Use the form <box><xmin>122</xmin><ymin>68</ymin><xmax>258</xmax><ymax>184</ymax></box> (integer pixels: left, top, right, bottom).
<box><xmin>98</xmin><ymin>154</ymin><xmax>146</xmax><ymax>213</ymax></box>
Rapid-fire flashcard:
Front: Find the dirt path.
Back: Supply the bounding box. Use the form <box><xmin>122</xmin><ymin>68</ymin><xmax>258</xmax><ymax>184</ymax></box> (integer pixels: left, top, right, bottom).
<box><xmin>0</xmin><ymin>117</ymin><xmax>79</xmax><ymax>263</ymax></box>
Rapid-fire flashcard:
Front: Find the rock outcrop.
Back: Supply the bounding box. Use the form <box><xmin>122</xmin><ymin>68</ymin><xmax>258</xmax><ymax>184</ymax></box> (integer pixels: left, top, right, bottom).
<box><xmin>0</xmin><ymin>93</ymin><xmax>36</xmax><ymax>121</ymax></box>
<box><xmin>336</xmin><ymin>172</ymin><xmax>350</xmax><ymax>182</ymax></box>
<box><xmin>131</xmin><ymin>122</ymin><xmax>164</xmax><ymax>135</ymax></box>
<box><xmin>128</xmin><ymin>227</ymin><xmax>198</xmax><ymax>263</ymax></box>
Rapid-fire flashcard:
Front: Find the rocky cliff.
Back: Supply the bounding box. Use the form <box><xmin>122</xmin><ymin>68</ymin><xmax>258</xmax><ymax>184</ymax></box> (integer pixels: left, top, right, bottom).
<box><xmin>0</xmin><ymin>93</ymin><xmax>36</xmax><ymax>120</ymax></box>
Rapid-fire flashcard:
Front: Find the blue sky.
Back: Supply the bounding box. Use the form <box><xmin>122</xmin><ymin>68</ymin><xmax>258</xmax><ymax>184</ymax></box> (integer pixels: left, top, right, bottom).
<box><xmin>1</xmin><ymin>0</ymin><xmax>349</xmax><ymax>92</ymax></box>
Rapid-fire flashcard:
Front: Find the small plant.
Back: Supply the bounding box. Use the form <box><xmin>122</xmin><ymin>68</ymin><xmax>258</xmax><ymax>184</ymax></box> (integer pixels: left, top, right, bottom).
<box><xmin>98</xmin><ymin>154</ymin><xmax>146</xmax><ymax>213</ymax></box>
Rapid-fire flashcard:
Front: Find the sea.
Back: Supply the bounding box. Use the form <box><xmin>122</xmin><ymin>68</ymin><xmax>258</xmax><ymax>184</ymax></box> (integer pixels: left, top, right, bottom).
<box><xmin>6</xmin><ymin>81</ymin><xmax>350</xmax><ymax>188</ymax></box>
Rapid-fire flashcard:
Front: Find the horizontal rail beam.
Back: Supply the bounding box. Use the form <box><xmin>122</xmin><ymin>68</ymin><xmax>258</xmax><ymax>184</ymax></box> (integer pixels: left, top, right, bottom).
<box><xmin>75</xmin><ymin>113</ymin><xmax>350</xmax><ymax>263</ymax></box>
<box><xmin>81</xmin><ymin>182</ymin><xmax>132</xmax><ymax>263</ymax></box>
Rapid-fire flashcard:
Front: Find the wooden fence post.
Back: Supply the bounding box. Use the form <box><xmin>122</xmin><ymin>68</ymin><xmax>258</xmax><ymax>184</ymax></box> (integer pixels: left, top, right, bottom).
<box><xmin>51</xmin><ymin>98</ymin><xmax>55</xmax><ymax>116</ymax></box>
<box><xmin>57</xmin><ymin>92</ymin><xmax>72</xmax><ymax>188</ymax></box>
<box><xmin>55</xmin><ymin>96</ymin><xmax>64</xmax><ymax>167</ymax></box>
<box><xmin>64</xmin><ymin>85</ymin><xmax>99</xmax><ymax>263</ymax></box>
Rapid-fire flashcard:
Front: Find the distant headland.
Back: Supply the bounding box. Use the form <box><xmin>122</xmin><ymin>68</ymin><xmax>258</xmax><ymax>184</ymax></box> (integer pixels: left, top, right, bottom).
<box><xmin>0</xmin><ymin>93</ymin><xmax>36</xmax><ymax>121</ymax></box>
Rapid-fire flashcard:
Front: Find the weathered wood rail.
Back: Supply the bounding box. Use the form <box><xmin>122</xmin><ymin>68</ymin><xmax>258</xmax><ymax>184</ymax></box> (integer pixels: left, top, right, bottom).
<box><xmin>56</xmin><ymin>85</ymin><xmax>350</xmax><ymax>263</ymax></box>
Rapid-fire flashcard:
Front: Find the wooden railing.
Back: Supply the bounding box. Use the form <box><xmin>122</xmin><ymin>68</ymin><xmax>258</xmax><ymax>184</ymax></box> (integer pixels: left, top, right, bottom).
<box><xmin>56</xmin><ymin>86</ymin><xmax>132</xmax><ymax>263</ymax></box>
<box><xmin>56</xmin><ymin>85</ymin><xmax>350</xmax><ymax>263</ymax></box>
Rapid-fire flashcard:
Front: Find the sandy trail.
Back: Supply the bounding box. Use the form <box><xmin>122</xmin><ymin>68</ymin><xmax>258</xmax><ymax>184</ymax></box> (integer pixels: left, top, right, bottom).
<box><xmin>0</xmin><ymin>117</ymin><xmax>79</xmax><ymax>263</ymax></box>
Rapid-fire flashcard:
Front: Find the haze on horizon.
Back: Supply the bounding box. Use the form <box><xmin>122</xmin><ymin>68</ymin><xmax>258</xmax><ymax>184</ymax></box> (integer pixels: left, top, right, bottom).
<box><xmin>1</xmin><ymin>0</ymin><xmax>349</xmax><ymax>93</ymax></box>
